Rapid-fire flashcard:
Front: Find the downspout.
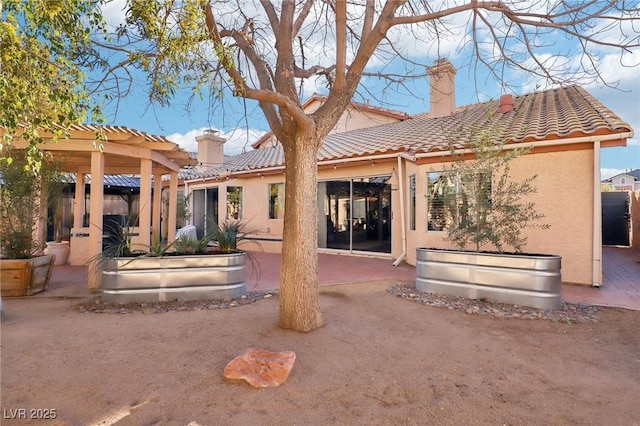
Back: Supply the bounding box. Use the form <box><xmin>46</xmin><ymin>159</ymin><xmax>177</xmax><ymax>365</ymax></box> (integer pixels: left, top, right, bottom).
<box><xmin>593</xmin><ymin>141</ymin><xmax>602</xmax><ymax>288</ymax></box>
<box><xmin>184</xmin><ymin>180</ymin><xmax>190</xmax><ymax>225</ymax></box>
<box><xmin>393</xmin><ymin>155</ymin><xmax>407</xmax><ymax>267</ymax></box>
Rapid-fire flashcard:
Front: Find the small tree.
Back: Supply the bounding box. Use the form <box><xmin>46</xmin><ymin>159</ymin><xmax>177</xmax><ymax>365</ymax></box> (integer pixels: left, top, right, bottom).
<box><xmin>0</xmin><ymin>0</ymin><xmax>106</xmax><ymax>172</ymax></box>
<box><xmin>443</xmin><ymin>126</ymin><xmax>549</xmax><ymax>253</ymax></box>
<box><xmin>0</xmin><ymin>150</ymin><xmax>57</xmax><ymax>258</ymax></box>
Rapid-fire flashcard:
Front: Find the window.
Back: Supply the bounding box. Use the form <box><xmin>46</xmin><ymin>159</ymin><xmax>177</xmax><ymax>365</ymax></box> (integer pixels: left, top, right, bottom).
<box><xmin>268</xmin><ymin>183</ymin><xmax>285</xmax><ymax>219</ymax></box>
<box><xmin>408</xmin><ymin>175</ymin><xmax>416</xmax><ymax>231</ymax></box>
<box><xmin>226</xmin><ymin>186</ymin><xmax>243</xmax><ymax>219</ymax></box>
<box><xmin>427</xmin><ymin>171</ymin><xmax>490</xmax><ymax>231</ymax></box>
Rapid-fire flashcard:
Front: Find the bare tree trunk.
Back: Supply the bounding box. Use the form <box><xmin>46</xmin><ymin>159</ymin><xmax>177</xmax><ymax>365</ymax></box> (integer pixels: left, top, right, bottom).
<box><xmin>279</xmin><ymin>133</ymin><xmax>325</xmax><ymax>332</ymax></box>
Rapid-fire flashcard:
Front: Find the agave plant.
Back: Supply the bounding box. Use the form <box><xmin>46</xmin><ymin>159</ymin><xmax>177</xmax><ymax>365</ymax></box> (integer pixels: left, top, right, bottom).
<box><xmin>207</xmin><ymin>218</ymin><xmax>262</xmax><ymax>253</ymax></box>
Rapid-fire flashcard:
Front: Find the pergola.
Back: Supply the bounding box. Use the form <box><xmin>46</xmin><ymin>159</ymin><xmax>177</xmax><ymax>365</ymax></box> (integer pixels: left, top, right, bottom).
<box><xmin>4</xmin><ymin>125</ymin><xmax>196</xmax><ymax>289</ymax></box>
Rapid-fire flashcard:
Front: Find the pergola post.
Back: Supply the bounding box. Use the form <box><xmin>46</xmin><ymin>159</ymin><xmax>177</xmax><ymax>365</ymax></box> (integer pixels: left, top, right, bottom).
<box><xmin>153</xmin><ymin>173</ymin><xmax>163</xmax><ymax>239</ymax></box>
<box><xmin>168</xmin><ymin>172</ymin><xmax>178</xmax><ymax>242</ymax></box>
<box><xmin>139</xmin><ymin>159</ymin><xmax>152</xmax><ymax>248</ymax></box>
<box><xmin>88</xmin><ymin>152</ymin><xmax>104</xmax><ymax>290</ymax></box>
<box><xmin>73</xmin><ymin>172</ymin><xmax>84</xmax><ymax>229</ymax></box>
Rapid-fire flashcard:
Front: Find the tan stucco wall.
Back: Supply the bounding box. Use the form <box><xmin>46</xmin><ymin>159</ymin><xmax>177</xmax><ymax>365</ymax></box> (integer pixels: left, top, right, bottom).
<box><xmin>404</xmin><ymin>148</ymin><xmax>596</xmax><ymax>286</ymax></box>
<box><xmin>255</xmin><ymin>101</ymin><xmax>403</xmax><ymax>148</ymax></box>
<box><xmin>304</xmin><ymin>99</ymin><xmax>401</xmax><ymax>134</ymax></box>
<box><xmin>328</xmin><ymin>107</ymin><xmax>403</xmax><ymax>135</ymax></box>
<box><xmin>185</xmin><ymin>160</ymin><xmax>401</xmax><ymax>257</ymax></box>
<box><xmin>184</xmin><ymin>147</ymin><xmax>598</xmax><ymax>285</ymax></box>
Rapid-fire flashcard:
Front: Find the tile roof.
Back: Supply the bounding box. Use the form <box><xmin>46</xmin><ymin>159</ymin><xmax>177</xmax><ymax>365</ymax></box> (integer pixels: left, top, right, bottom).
<box><xmin>184</xmin><ymin>85</ymin><xmax>632</xmax><ymax>180</ymax></box>
<box><xmin>251</xmin><ymin>95</ymin><xmax>410</xmax><ymax>148</ymax></box>
<box><xmin>62</xmin><ymin>174</ymin><xmax>142</xmax><ymax>188</ymax></box>
<box><xmin>602</xmin><ymin>169</ymin><xmax>640</xmax><ymax>182</ymax></box>
<box><xmin>321</xmin><ymin>85</ymin><xmax>632</xmax><ymax>157</ymax></box>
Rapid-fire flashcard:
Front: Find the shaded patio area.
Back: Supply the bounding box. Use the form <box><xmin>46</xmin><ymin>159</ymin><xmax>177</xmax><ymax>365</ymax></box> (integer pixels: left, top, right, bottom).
<box><xmin>39</xmin><ymin>246</ymin><xmax>640</xmax><ymax>310</ymax></box>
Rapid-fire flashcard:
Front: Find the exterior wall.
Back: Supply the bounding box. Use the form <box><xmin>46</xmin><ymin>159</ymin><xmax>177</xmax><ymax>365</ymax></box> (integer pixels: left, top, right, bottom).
<box><xmin>304</xmin><ymin>99</ymin><xmax>401</xmax><ymax>134</ymax></box>
<box><xmin>184</xmin><ymin>160</ymin><xmax>401</xmax><ymax>258</ymax></box>
<box><xmin>186</xmin><ymin>174</ymin><xmax>284</xmax><ymax>253</ymax></box>
<box><xmin>254</xmin><ymin>101</ymin><xmax>404</xmax><ymax>148</ymax></box>
<box><xmin>328</xmin><ymin>106</ymin><xmax>403</xmax><ymax>135</ymax></box>
<box><xmin>183</xmin><ymin>146</ymin><xmax>599</xmax><ymax>285</ymax></box>
<box><xmin>405</xmin><ymin>148</ymin><xmax>596</xmax><ymax>286</ymax></box>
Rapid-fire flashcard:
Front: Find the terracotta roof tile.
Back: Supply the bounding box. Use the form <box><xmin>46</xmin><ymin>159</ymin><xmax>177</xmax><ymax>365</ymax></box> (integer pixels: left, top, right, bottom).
<box><xmin>184</xmin><ymin>85</ymin><xmax>632</xmax><ymax>180</ymax></box>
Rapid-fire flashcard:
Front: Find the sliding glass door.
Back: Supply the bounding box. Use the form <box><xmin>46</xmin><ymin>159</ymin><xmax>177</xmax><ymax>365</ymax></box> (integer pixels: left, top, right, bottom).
<box><xmin>192</xmin><ymin>187</ymin><xmax>218</xmax><ymax>239</ymax></box>
<box><xmin>318</xmin><ymin>176</ymin><xmax>391</xmax><ymax>253</ymax></box>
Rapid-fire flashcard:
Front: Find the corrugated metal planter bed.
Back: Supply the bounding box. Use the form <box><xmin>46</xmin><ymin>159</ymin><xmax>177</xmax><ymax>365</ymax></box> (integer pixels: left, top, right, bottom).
<box><xmin>101</xmin><ymin>251</ymin><xmax>246</xmax><ymax>303</ymax></box>
<box><xmin>416</xmin><ymin>248</ymin><xmax>562</xmax><ymax>310</ymax></box>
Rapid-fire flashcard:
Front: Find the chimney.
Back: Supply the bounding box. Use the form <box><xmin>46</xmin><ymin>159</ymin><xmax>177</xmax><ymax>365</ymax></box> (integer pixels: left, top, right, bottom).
<box><xmin>427</xmin><ymin>58</ymin><xmax>457</xmax><ymax>118</ymax></box>
<box><xmin>499</xmin><ymin>94</ymin><xmax>514</xmax><ymax>113</ymax></box>
<box><xmin>195</xmin><ymin>129</ymin><xmax>225</xmax><ymax>167</ymax></box>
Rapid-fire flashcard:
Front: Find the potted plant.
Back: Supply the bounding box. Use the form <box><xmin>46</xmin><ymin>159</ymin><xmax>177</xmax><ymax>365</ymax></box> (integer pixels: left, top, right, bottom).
<box><xmin>99</xmin><ymin>218</ymin><xmax>260</xmax><ymax>303</ymax></box>
<box><xmin>0</xmin><ymin>150</ymin><xmax>57</xmax><ymax>296</ymax></box>
<box><xmin>416</xmin><ymin>125</ymin><xmax>561</xmax><ymax>310</ymax></box>
<box><xmin>43</xmin><ymin>170</ymin><xmax>70</xmax><ymax>265</ymax></box>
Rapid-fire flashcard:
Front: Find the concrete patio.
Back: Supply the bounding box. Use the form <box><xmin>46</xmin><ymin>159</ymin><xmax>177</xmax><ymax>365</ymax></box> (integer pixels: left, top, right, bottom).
<box><xmin>35</xmin><ymin>246</ymin><xmax>640</xmax><ymax>311</ymax></box>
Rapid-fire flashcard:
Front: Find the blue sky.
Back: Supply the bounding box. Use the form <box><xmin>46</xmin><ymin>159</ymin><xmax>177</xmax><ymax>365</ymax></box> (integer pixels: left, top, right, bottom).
<box><xmin>99</xmin><ymin>2</ymin><xmax>640</xmax><ymax>180</ymax></box>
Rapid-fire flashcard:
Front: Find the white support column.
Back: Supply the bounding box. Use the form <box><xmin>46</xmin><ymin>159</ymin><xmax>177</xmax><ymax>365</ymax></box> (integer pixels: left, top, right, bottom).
<box><xmin>153</xmin><ymin>173</ymin><xmax>163</xmax><ymax>239</ymax></box>
<box><xmin>593</xmin><ymin>141</ymin><xmax>602</xmax><ymax>288</ymax></box>
<box><xmin>139</xmin><ymin>159</ymin><xmax>152</xmax><ymax>248</ymax></box>
<box><xmin>168</xmin><ymin>172</ymin><xmax>178</xmax><ymax>242</ymax></box>
<box><xmin>88</xmin><ymin>151</ymin><xmax>104</xmax><ymax>290</ymax></box>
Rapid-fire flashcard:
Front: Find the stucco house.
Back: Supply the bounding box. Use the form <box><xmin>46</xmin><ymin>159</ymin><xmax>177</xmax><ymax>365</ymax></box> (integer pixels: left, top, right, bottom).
<box><xmin>172</xmin><ymin>59</ymin><xmax>633</xmax><ymax>288</ymax></box>
<box><xmin>602</xmin><ymin>169</ymin><xmax>640</xmax><ymax>191</ymax></box>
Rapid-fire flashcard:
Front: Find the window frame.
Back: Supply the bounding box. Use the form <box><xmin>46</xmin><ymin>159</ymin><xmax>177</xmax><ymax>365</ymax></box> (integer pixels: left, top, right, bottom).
<box><xmin>226</xmin><ymin>186</ymin><xmax>243</xmax><ymax>220</ymax></box>
<box><xmin>268</xmin><ymin>182</ymin><xmax>285</xmax><ymax>219</ymax></box>
<box><xmin>408</xmin><ymin>174</ymin><xmax>416</xmax><ymax>231</ymax></box>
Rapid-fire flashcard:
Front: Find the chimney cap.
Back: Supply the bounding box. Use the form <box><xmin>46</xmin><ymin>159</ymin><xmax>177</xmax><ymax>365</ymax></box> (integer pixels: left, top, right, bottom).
<box><xmin>427</xmin><ymin>58</ymin><xmax>457</xmax><ymax>77</ymax></box>
<box><xmin>499</xmin><ymin>94</ymin><xmax>515</xmax><ymax>113</ymax></box>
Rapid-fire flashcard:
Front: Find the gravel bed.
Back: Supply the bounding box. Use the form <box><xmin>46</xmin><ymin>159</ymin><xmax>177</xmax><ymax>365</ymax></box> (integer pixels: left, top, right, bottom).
<box><xmin>388</xmin><ymin>283</ymin><xmax>599</xmax><ymax>323</ymax></box>
<box><xmin>75</xmin><ymin>283</ymin><xmax>599</xmax><ymax>324</ymax></box>
<box><xmin>75</xmin><ymin>290</ymin><xmax>278</xmax><ymax>314</ymax></box>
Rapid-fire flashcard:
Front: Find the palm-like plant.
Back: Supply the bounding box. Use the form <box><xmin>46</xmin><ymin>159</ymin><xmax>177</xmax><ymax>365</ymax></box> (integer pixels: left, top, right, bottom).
<box><xmin>208</xmin><ymin>218</ymin><xmax>262</xmax><ymax>253</ymax></box>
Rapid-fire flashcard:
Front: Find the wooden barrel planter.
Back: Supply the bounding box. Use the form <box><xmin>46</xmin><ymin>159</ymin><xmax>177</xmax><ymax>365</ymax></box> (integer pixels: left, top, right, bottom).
<box><xmin>416</xmin><ymin>248</ymin><xmax>562</xmax><ymax>310</ymax></box>
<box><xmin>101</xmin><ymin>251</ymin><xmax>246</xmax><ymax>303</ymax></box>
<box><xmin>0</xmin><ymin>255</ymin><xmax>56</xmax><ymax>297</ymax></box>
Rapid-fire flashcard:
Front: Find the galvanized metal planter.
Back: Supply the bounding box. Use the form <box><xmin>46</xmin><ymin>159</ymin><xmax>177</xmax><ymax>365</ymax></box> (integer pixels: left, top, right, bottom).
<box><xmin>416</xmin><ymin>248</ymin><xmax>562</xmax><ymax>310</ymax></box>
<box><xmin>101</xmin><ymin>251</ymin><xmax>246</xmax><ymax>303</ymax></box>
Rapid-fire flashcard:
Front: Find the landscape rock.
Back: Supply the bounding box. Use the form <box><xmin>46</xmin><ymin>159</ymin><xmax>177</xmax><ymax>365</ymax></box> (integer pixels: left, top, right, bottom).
<box><xmin>223</xmin><ymin>348</ymin><xmax>296</xmax><ymax>388</ymax></box>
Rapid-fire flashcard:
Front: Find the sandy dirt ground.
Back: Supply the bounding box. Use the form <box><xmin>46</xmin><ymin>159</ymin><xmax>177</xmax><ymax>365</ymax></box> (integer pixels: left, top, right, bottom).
<box><xmin>1</xmin><ymin>281</ymin><xmax>639</xmax><ymax>425</ymax></box>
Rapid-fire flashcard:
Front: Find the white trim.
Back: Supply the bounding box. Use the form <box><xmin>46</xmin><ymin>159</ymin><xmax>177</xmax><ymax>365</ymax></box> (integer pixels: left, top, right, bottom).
<box><xmin>593</xmin><ymin>141</ymin><xmax>602</xmax><ymax>288</ymax></box>
<box><xmin>412</xmin><ymin>132</ymin><xmax>634</xmax><ymax>160</ymax></box>
<box><xmin>393</xmin><ymin>156</ymin><xmax>407</xmax><ymax>267</ymax></box>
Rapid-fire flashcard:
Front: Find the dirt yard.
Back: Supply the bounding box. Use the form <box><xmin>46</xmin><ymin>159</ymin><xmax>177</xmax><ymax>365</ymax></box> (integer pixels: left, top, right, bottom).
<box><xmin>1</xmin><ymin>281</ymin><xmax>639</xmax><ymax>425</ymax></box>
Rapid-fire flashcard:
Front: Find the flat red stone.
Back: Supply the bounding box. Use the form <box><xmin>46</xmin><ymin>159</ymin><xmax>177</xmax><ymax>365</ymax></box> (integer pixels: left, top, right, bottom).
<box><xmin>223</xmin><ymin>348</ymin><xmax>296</xmax><ymax>388</ymax></box>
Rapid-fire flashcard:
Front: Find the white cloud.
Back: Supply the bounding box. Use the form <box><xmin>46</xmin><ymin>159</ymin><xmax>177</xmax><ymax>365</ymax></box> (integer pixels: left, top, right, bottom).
<box><xmin>601</xmin><ymin>168</ymin><xmax>626</xmax><ymax>180</ymax></box>
<box><xmin>100</xmin><ymin>0</ymin><xmax>128</xmax><ymax>29</ymax></box>
<box><xmin>166</xmin><ymin>127</ymin><xmax>267</xmax><ymax>156</ymax></box>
